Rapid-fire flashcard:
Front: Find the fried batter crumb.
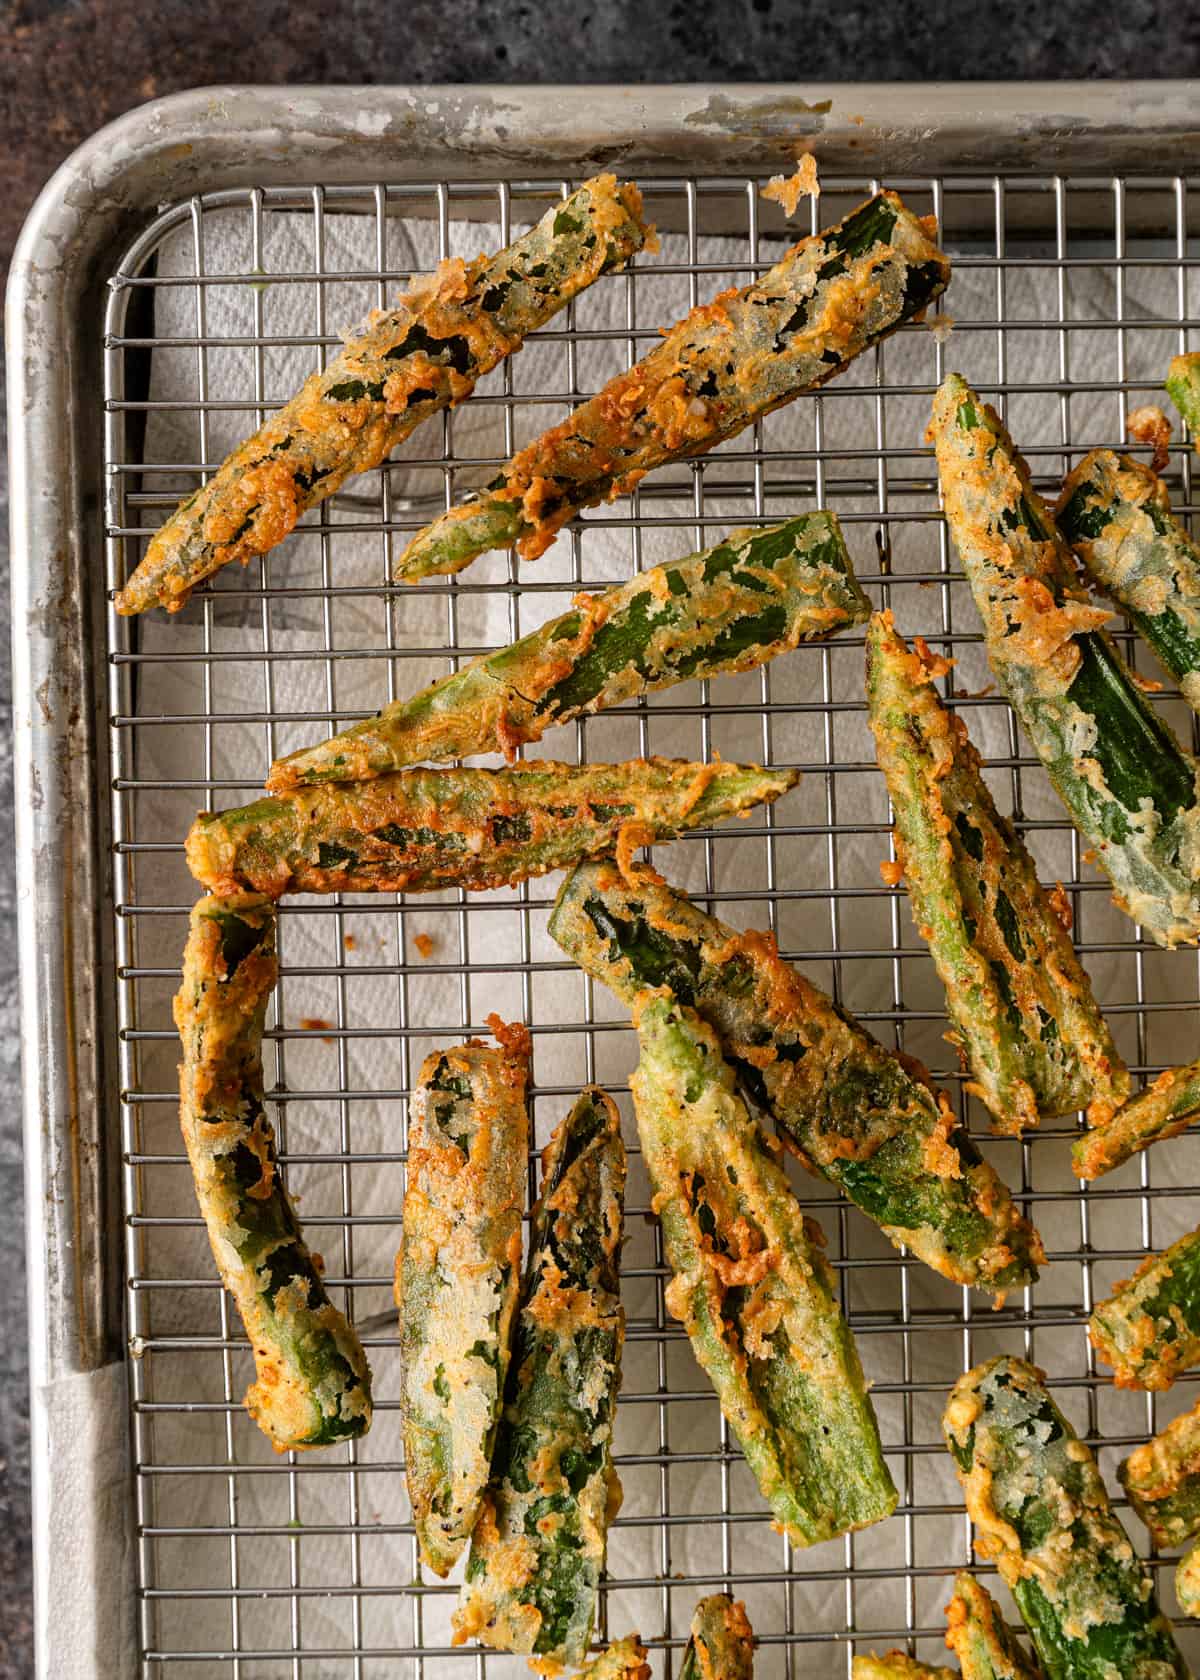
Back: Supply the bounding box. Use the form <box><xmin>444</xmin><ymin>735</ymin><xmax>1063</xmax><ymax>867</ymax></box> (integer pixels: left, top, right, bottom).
<box><xmin>615</xmin><ymin>821</ymin><xmax>660</xmax><ymax>889</ymax></box>
<box><xmin>485</xmin><ymin>1014</ymin><xmax>533</xmax><ymax>1061</ymax></box>
<box><xmin>912</xmin><ymin>633</ymin><xmax>954</xmax><ymax>682</ymax></box>
<box><xmin>413</xmin><ymin>931</ymin><xmax>436</xmax><ymax>959</ymax></box>
<box><xmin>761</xmin><ymin>152</ymin><xmax>820</xmax><ymax>217</ymax></box>
<box><xmin>1127</xmin><ymin>404</ymin><xmax>1172</xmax><ymax>473</ymax></box>
<box><xmin>1046</xmin><ymin>880</ymin><xmax>1074</xmax><ymax>933</ymax></box>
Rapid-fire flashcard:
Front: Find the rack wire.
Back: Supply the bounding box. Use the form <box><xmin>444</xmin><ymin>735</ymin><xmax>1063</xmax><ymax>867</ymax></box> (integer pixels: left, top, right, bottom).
<box><xmin>105</xmin><ymin>169</ymin><xmax>1200</xmax><ymax>1675</ymax></box>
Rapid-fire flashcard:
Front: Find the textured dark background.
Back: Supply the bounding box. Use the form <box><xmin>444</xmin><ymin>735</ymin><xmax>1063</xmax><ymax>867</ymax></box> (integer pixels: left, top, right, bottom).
<box><xmin>3</xmin><ymin>3</ymin><xmax>1199</xmax><ymax>1673</ymax></box>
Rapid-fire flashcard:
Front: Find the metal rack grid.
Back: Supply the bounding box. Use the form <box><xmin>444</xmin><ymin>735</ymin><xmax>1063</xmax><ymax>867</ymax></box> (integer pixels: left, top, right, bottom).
<box><xmin>103</xmin><ymin>169</ymin><xmax>1200</xmax><ymax>1676</ymax></box>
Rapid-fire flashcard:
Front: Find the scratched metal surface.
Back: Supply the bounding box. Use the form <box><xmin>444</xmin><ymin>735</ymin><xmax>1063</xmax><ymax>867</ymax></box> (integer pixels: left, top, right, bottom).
<box><xmin>93</xmin><ymin>166</ymin><xmax>1200</xmax><ymax>1678</ymax></box>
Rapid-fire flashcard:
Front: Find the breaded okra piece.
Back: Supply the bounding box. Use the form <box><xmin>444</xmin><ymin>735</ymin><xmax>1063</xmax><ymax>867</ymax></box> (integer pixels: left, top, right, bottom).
<box><xmin>186</xmin><ymin>757</ymin><xmax>798</xmax><ymax>898</ymax></box>
<box><xmin>1057</xmin><ymin>450</ymin><xmax>1200</xmax><ymax>714</ymax></box>
<box><xmin>945</xmin><ymin>1573</ymin><xmax>1044</xmax><ymax>1680</ymax></box>
<box><xmin>550</xmin><ymin>860</ymin><xmax>1043</xmax><ymax>1295</ymax></box>
<box><xmin>574</xmin><ymin>1636</ymin><xmax>651</xmax><ymax>1680</ymax></box>
<box><xmin>115</xmin><ymin>175</ymin><xmax>650</xmax><ymax>614</ymax></box>
<box><xmin>397</xmin><ymin>191</ymin><xmax>949</xmax><ymax>580</ymax></box>
<box><xmin>1121</xmin><ymin>1399</ymin><xmax>1200</xmax><ymax>1548</ymax></box>
<box><xmin>943</xmin><ymin>1357</ymin><xmax>1189</xmax><ymax>1680</ymax></box>
<box><xmin>268</xmin><ymin>513</ymin><xmax>868</xmax><ymax>790</ymax></box>
<box><xmin>396</xmin><ymin>1022</ymin><xmax>531</xmax><ymax>1576</ymax></box>
<box><xmin>176</xmin><ymin>893</ymin><xmax>372</xmax><ymax>1449</ymax></box>
<box><xmin>1073</xmin><ymin>1056</ymin><xmax>1200</xmax><ymax>1180</ymax></box>
<box><xmin>853</xmin><ymin>1656</ymin><xmax>955</xmax><ymax>1680</ymax></box>
<box><xmin>678</xmin><ymin>1596</ymin><xmax>755</xmax><ymax>1680</ymax></box>
<box><xmin>632</xmin><ymin>995</ymin><xmax>897</xmax><ymax>1544</ymax></box>
<box><xmin>930</xmin><ymin>373</ymin><xmax>1200</xmax><ymax>950</ymax></box>
<box><xmin>866</xmin><ymin>610</ymin><xmax>1127</xmax><ymax>1134</ymax></box>
<box><xmin>454</xmin><ymin>1089</ymin><xmax>625</xmax><ymax>1666</ymax></box>
<box><xmin>1167</xmin><ymin>353</ymin><xmax>1200</xmax><ymax>443</ymax></box>
<box><xmin>1090</xmin><ymin>1223</ymin><xmax>1200</xmax><ymax>1389</ymax></box>
<box><xmin>1177</xmin><ymin>1538</ymin><xmax>1200</xmax><ymax>1615</ymax></box>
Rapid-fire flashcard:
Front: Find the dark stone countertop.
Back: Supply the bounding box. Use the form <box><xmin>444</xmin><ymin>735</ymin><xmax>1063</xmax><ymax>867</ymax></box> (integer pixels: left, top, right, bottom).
<box><xmin>2</xmin><ymin>4</ymin><xmax>1198</xmax><ymax>1673</ymax></box>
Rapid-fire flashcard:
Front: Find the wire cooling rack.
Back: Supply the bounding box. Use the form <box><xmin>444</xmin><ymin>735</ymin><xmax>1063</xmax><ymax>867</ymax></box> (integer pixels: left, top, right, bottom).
<box><xmin>104</xmin><ymin>171</ymin><xmax>1200</xmax><ymax>1676</ymax></box>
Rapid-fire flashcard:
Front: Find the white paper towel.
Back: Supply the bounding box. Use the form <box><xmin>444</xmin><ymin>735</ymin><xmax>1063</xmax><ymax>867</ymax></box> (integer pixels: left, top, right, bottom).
<box><xmin>40</xmin><ymin>1362</ymin><xmax>136</xmax><ymax>1675</ymax></box>
<box><xmin>117</xmin><ymin>196</ymin><xmax>1200</xmax><ymax>1678</ymax></box>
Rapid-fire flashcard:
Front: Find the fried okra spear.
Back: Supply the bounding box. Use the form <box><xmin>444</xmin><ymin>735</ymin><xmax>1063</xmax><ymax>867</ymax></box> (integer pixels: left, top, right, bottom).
<box><xmin>1121</xmin><ymin>1399</ymin><xmax>1200</xmax><ymax>1550</ymax></box>
<box><xmin>1090</xmin><ymin>1223</ymin><xmax>1200</xmax><ymax>1389</ymax></box>
<box><xmin>1073</xmin><ymin>1055</ymin><xmax>1200</xmax><ymax>1180</ymax></box>
<box><xmin>678</xmin><ymin>1596</ymin><xmax>755</xmax><ymax>1680</ymax></box>
<box><xmin>853</xmin><ymin>1658</ymin><xmax>955</xmax><ymax>1680</ymax></box>
<box><xmin>175</xmin><ymin>893</ymin><xmax>372</xmax><ymax>1450</ymax></box>
<box><xmin>632</xmin><ymin>995</ymin><xmax>897</xmax><ymax>1545</ymax></box>
<box><xmin>930</xmin><ymin>372</ymin><xmax>1200</xmax><ymax>950</ymax></box>
<box><xmin>396</xmin><ymin>190</ymin><xmax>950</xmax><ymax>580</ymax></box>
<box><xmin>454</xmin><ymin>1089</ymin><xmax>625</xmax><ymax>1667</ymax></box>
<box><xmin>186</xmin><ymin>757</ymin><xmax>798</xmax><ymax>898</ymax></box>
<box><xmin>1057</xmin><ymin>449</ymin><xmax>1200</xmax><ymax>716</ymax></box>
<box><xmin>396</xmin><ymin>1023</ymin><xmax>530</xmax><ymax>1577</ymax></box>
<box><xmin>1177</xmin><ymin>1539</ymin><xmax>1200</xmax><ymax>1616</ymax></box>
<box><xmin>115</xmin><ymin>175</ymin><xmax>650</xmax><ymax>614</ymax></box>
<box><xmin>574</xmin><ymin>1636</ymin><xmax>651</xmax><ymax>1680</ymax></box>
<box><xmin>268</xmin><ymin>512</ymin><xmax>868</xmax><ymax>790</ymax></box>
<box><xmin>943</xmin><ymin>1357</ymin><xmax>1189</xmax><ymax>1680</ymax></box>
<box><xmin>945</xmin><ymin>1573</ymin><xmax>1044</xmax><ymax>1680</ymax></box>
<box><xmin>866</xmin><ymin>610</ymin><xmax>1127</xmax><ymax>1135</ymax></box>
<box><xmin>1167</xmin><ymin>353</ymin><xmax>1200</xmax><ymax>443</ymax></box>
<box><xmin>550</xmin><ymin>860</ymin><xmax>1043</xmax><ymax>1295</ymax></box>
